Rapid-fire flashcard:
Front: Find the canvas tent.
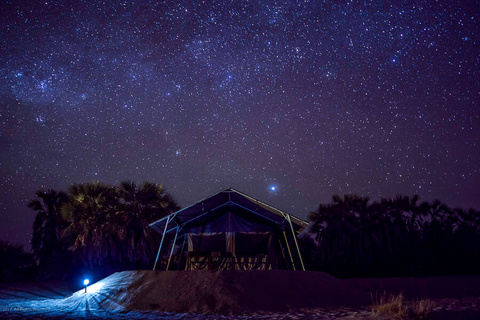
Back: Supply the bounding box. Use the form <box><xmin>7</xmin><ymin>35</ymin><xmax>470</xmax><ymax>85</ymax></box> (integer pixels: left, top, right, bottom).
<box><xmin>149</xmin><ymin>188</ymin><xmax>309</xmax><ymax>271</ymax></box>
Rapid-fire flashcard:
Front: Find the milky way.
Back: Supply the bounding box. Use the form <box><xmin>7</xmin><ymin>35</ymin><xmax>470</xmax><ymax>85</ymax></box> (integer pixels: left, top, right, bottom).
<box><xmin>1</xmin><ymin>1</ymin><xmax>479</xmax><ymax>247</ymax></box>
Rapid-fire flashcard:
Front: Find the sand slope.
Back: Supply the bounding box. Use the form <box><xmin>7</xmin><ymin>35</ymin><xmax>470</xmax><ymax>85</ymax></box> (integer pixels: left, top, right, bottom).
<box><xmin>67</xmin><ymin>270</ymin><xmax>371</xmax><ymax>314</ymax></box>
<box><xmin>58</xmin><ymin>271</ymin><xmax>480</xmax><ymax>315</ymax></box>
<box><xmin>2</xmin><ymin>272</ymin><xmax>480</xmax><ymax>318</ymax></box>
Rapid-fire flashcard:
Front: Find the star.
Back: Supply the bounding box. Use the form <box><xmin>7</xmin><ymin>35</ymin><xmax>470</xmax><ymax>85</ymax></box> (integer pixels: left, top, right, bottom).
<box><xmin>0</xmin><ymin>0</ymin><xmax>478</xmax><ymax>249</ymax></box>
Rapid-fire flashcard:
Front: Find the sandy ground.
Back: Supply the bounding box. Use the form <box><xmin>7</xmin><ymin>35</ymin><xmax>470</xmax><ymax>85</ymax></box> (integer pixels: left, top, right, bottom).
<box><xmin>0</xmin><ymin>271</ymin><xmax>479</xmax><ymax>319</ymax></box>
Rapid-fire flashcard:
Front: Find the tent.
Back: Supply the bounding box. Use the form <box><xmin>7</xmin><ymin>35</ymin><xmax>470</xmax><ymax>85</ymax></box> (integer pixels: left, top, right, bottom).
<box><xmin>149</xmin><ymin>188</ymin><xmax>309</xmax><ymax>271</ymax></box>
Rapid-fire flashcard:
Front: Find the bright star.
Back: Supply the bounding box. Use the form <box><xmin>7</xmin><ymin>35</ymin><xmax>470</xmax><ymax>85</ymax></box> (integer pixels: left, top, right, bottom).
<box><xmin>270</xmin><ymin>186</ymin><xmax>277</xmax><ymax>192</ymax></box>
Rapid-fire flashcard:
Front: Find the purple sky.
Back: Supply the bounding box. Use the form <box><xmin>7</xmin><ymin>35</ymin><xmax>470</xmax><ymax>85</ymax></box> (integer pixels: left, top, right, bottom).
<box><xmin>1</xmin><ymin>1</ymin><xmax>479</xmax><ymax>249</ymax></box>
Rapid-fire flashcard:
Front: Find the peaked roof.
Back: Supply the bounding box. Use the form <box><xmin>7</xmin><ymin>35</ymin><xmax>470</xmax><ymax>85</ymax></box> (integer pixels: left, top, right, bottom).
<box><xmin>149</xmin><ymin>188</ymin><xmax>309</xmax><ymax>235</ymax></box>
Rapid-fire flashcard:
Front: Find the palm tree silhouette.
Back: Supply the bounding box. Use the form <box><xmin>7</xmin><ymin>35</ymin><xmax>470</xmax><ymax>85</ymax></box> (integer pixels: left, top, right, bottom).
<box><xmin>309</xmin><ymin>193</ymin><xmax>480</xmax><ymax>277</ymax></box>
<box><xmin>117</xmin><ymin>181</ymin><xmax>179</xmax><ymax>268</ymax></box>
<box><xmin>61</xmin><ymin>182</ymin><xmax>121</xmax><ymax>271</ymax></box>
<box><xmin>28</xmin><ymin>189</ymin><xmax>69</xmax><ymax>277</ymax></box>
<box><xmin>59</xmin><ymin>181</ymin><xmax>178</xmax><ymax>272</ymax></box>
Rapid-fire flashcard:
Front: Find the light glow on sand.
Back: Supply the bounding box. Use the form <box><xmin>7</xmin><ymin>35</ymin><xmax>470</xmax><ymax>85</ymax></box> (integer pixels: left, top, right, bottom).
<box><xmin>87</xmin><ymin>281</ymin><xmax>104</xmax><ymax>294</ymax></box>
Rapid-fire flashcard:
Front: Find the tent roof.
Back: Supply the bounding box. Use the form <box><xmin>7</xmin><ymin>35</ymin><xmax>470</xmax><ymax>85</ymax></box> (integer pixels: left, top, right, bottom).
<box><xmin>149</xmin><ymin>188</ymin><xmax>309</xmax><ymax>235</ymax></box>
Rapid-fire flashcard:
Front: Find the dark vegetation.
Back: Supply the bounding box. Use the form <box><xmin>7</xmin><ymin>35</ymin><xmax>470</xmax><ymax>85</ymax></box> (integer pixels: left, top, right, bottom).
<box><xmin>7</xmin><ymin>185</ymin><xmax>479</xmax><ymax>281</ymax></box>
<box><xmin>26</xmin><ymin>181</ymin><xmax>178</xmax><ymax>280</ymax></box>
<box><xmin>302</xmin><ymin>194</ymin><xmax>480</xmax><ymax>278</ymax></box>
<box><xmin>0</xmin><ymin>240</ymin><xmax>35</xmax><ymax>282</ymax></box>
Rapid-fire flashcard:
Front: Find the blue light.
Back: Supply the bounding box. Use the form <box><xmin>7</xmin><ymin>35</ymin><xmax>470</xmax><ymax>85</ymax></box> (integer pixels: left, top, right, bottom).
<box><xmin>84</xmin><ymin>279</ymin><xmax>90</xmax><ymax>286</ymax></box>
<box><xmin>270</xmin><ymin>186</ymin><xmax>277</xmax><ymax>192</ymax></box>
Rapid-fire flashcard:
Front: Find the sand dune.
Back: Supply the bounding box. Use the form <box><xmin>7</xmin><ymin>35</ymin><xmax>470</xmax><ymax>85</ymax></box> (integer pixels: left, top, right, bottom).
<box><xmin>2</xmin><ymin>271</ymin><xmax>480</xmax><ymax>319</ymax></box>
<box><xmin>66</xmin><ymin>270</ymin><xmax>371</xmax><ymax>314</ymax></box>
<box><xmin>62</xmin><ymin>271</ymin><xmax>480</xmax><ymax>314</ymax></box>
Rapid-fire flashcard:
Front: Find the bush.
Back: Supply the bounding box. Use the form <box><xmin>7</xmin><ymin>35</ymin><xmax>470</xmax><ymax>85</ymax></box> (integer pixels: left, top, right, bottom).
<box><xmin>371</xmin><ymin>292</ymin><xmax>434</xmax><ymax>319</ymax></box>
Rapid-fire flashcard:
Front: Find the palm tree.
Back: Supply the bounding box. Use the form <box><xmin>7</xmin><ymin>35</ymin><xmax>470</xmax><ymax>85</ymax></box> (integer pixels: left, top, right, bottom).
<box><xmin>309</xmin><ymin>194</ymin><xmax>480</xmax><ymax>276</ymax></box>
<box><xmin>378</xmin><ymin>195</ymin><xmax>423</xmax><ymax>275</ymax></box>
<box><xmin>309</xmin><ymin>194</ymin><xmax>377</xmax><ymax>277</ymax></box>
<box><xmin>117</xmin><ymin>181</ymin><xmax>179</xmax><ymax>268</ymax></box>
<box><xmin>28</xmin><ymin>189</ymin><xmax>69</xmax><ymax>276</ymax></box>
<box><xmin>61</xmin><ymin>182</ymin><xmax>124</xmax><ymax>271</ymax></box>
<box><xmin>454</xmin><ymin>208</ymin><xmax>480</xmax><ymax>274</ymax></box>
<box><xmin>309</xmin><ymin>194</ymin><xmax>430</xmax><ymax>277</ymax></box>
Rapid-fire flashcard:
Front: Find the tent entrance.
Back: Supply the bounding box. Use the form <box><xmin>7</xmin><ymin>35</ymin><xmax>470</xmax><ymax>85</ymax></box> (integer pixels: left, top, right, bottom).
<box><xmin>185</xmin><ymin>232</ymin><xmax>273</xmax><ymax>270</ymax></box>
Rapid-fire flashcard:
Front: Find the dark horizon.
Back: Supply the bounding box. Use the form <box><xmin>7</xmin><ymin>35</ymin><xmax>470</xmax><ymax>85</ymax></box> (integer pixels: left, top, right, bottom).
<box><xmin>4</xmin><ymin>182</ymin><xmax>480</xmax><ymax>251</ymax></box>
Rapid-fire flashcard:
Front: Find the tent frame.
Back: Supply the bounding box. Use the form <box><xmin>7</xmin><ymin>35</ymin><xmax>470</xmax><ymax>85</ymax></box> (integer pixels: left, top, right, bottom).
<box><xmin>151</xmin><ymin>188</ymin><xmax>307</xmax><ymax>271</ymax></box>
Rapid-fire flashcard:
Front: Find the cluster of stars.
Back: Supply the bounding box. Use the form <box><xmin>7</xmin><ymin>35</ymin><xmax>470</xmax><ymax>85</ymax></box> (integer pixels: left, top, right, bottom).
<box><xmin>0</xmin><ymin>0</ymin><xmax>479</xmax><ymax>247</ymax></box>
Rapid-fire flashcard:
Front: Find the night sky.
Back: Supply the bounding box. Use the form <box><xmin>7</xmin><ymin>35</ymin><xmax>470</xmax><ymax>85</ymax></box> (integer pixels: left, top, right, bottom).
<box><xmin>1</xmin><ymin>1</ymin><xmax>479</xmax><ymax>249</ymax></box>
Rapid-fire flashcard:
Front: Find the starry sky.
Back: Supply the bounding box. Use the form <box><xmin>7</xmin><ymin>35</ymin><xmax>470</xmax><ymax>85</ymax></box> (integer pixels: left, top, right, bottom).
<box><xmin>1</xmin><ymin>0</ymin><xmax>479</xmax><ymax>249</ymax></box>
